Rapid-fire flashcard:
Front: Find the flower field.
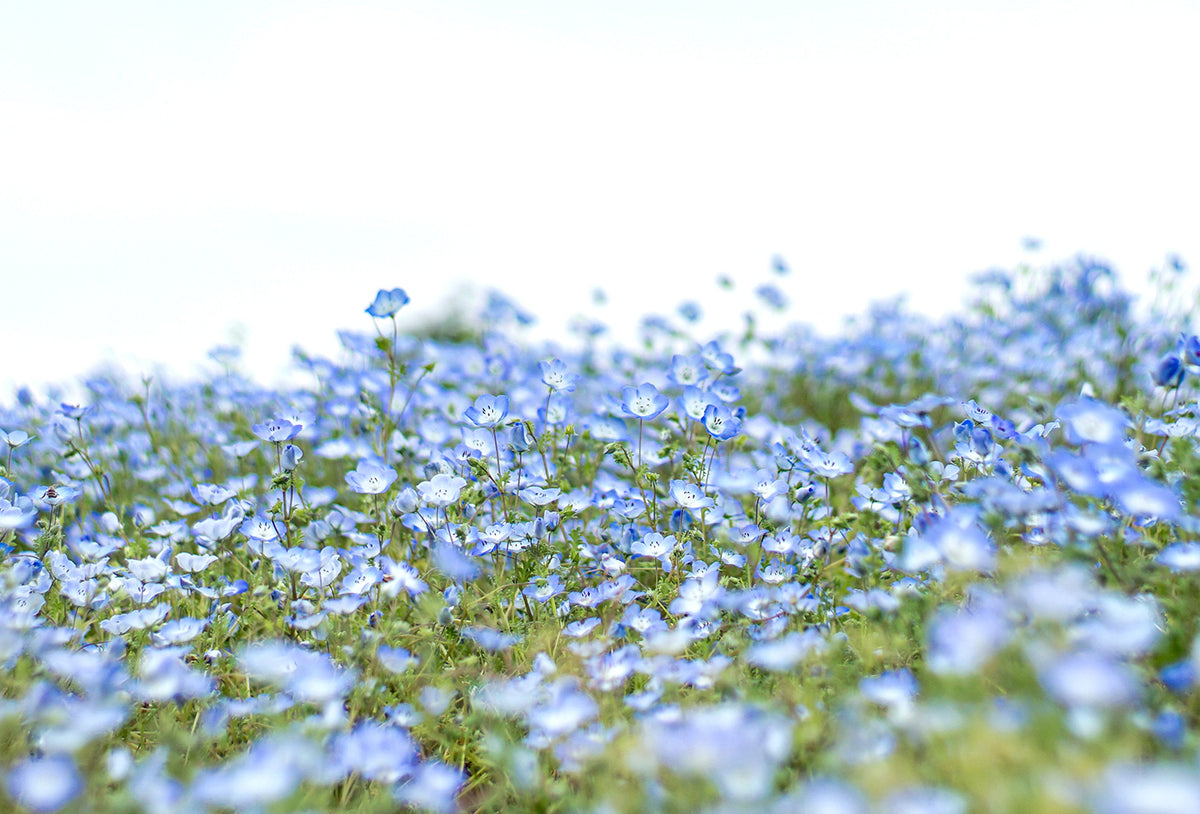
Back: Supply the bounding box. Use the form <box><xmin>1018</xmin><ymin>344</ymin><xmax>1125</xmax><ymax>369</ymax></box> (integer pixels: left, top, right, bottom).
<box><xmin>3</xmin><ymin>256</ymin><xmax>1200</xmax><ymax>813</ymax></box>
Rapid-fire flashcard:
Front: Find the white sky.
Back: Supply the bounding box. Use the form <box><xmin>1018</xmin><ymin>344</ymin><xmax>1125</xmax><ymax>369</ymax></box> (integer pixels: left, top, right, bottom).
<box><xmin>2</xmin><ymin>1</ymin><xmax>1198</xmax><ymax>396</ymax></box>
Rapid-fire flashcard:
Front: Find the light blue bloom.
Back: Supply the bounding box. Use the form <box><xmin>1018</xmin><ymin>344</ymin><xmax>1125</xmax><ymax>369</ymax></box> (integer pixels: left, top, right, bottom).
<box><xmin>463</xmin><ymin>394</ymin><xmax>510</xmax><ymax>428</ymax></box>
<box><xmin>418</xmin><ymin>473</ymin><xmax>468</xmax><ymax>507</ymax></box>
<box><xmin>5</xmin><ymin>755</ymin><xmax>83</xmax><ymax>813</ymax></box>
<box><xmin>366</xmin><ymin>287</ymin><xmax>410</xmax><ymax>318</ymax></box>
<box><xmin>345</xmin><ymin>457</ymin><xmax>398</xmax><ymax>494</ymax></box>
<box><xmin>620</xmin><ymin>383</ymin><xmax>669</xmax><ymax>419</ymax></box>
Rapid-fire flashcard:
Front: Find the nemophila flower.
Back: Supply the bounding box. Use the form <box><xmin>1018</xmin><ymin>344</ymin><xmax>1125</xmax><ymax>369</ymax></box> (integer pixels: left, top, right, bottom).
<box><xmin>564</xmin><ymin>617</ymin><xmax>601</xmax><ymax>637</ymax></box>
<box><xmin>418</xmin><ymin>473</ymin><xmax>468</xmax><ymax>507</ymax></box>
<box><xmin>755</xmin><ymin>282</ymin><xmax>788</xmax><ymax>310</ymax></box>
<box><xmin>0</xmin><ymin>428</ymin><xmax>31</xmax><ymax>449</ymax></box>
<box><xmin>280</xmin><ymin>443</ymin><xmax>303</xmax><ymax>470</ymax></box>
<box><xmin>505</xmin><ymin>421</ymin><xmax>537</xmax><ymax>453</ymax></box>
<box><xmin>519</xmin><ymin>485</ymin><xmax>560</xmax><ymax>506</ymax></box>
<box><xmin>345</xmin><ymin>457</ymin><xmax>398</xmax><ymax>494</ymax></box>
<box><xmin>631</xmin><ymin>531</ymin><xmax>677</xmax><ymax>571</ymax></box>
<box><xmin>860</xmin><ymin>668</ymin><xmax>919</xmax><ymax>718</ymax></box>
<box><xmin>878</xmin><ymin>403</ymin><xmax>927</xmax><ymax>429</ymax></box>
<box><xmin>953</xmin><ymin>419</ymin><xmax>996</xmax><ymax>464</ymax></box>
<box><xmin>522</xmin><ymin>574</ymin><xmax>564</xmax><ymax>603</ymax></box>
<box><xmin>462</xmin><ymin>625</ymin><xmax>523</xmax><ymax>652</ymax></box>
<box><xmin>669</xmin><ymin>479</ymin><xmax>715</xmax><ymax>510</ymax></box>
<box><xmin>1039</xmin><ymin>650</ymin><xmax>1141</xmax><ymax>709</ymax></box>
<box><xmin>32</xmin><ymin>482</ymin><xmax>81</xmax><ymax>511</ymax></box>
<box><xmin>677</xmin><ymin>385</ymin><xmax>717</xmax><ymax>423</ymax></box>
<box><xmin>192</xmin><ymin>735</ymin><xmax>319</xmax><ymax>809</ymax></box>
<box><xmin>221</xmin><ymin>439</ymin><xmax>258</xmax><ymax>459</ymax></box>
<box><xmin>5</xmin><ymin>754</ymin><xmax>84</xmax><ymax>813</ymax></box>
<box><xmin>326</xmin><ymin>722</ymin><xmax>420</xmax><ymax>785</ymax></box>
<box><xmin>1109</xmin><ymin>472</ymin><xmax>1181</xmax><ymax>522</ymax></box>
<box><xmin>539</xmin><ymin>358</ymin><xmax>578</xmax><ymax>393</ymax></box>
<box><xmin>880</xmin><ymin>787</ymin><xmax>967</xmax><ymax>814</ymax></box>
<box><xmin>620</xmin><ymin>383</ymin><xmax>669</xmax><ymax>420</ymax></box>
<box><xmin>699</xmin><ymin>339</ymin><xmax>740</xmax><ymax>375</ymax></box>
<box><xmin>376</xmin><ymin>645</ymin><xmax>418</xmax><ymax>675</ymax></box>
<box><xmin>899</xmin><ymin>509</ymin><xmax>995</xmax><ymax>573</ymax></box>
<box><xmin>100</xmin><ymin>603</ymin><xmax>170</xmax><ymax>635</ymax></box>
<box><xmin>339</xmin><ymin>563</ymin><xmax>383</xmax><ymax>596</ymax></box>
<box><xmin>58</xmin><ymin>403</ymin><xmax>90</xmax><ymax>420</ymax></box>
<box><xmin>463</xmin><ymin>394</ymin><xmax>510</xmax><ymax>428</ymax></box>
<box><xmin>1057</xmin><ymin>397</ymin><xmax>1128</xmax><ymax>446</ymax></box>
<box><xmin>394</xmin><ymin>761</ymin><xmax>466</xmax><ymax>814</ymax></box>
<box><xmin>668</xmin><ymin>353</ymin><xmax>708</xmax><ymax>387</ymax></box>
<box><xmin>845</xmin><ymin>587</ymin><xmax>900</xmax><ymax>614</ymax></box>
<box><xmin>636</xmin><ymin>704</ymin><xmax>792</xmax><ymax>801</ymax></box>
<box><xmin>1157</xmin><ymin>542</ymin><xmax>1200</xmax><ymax>572</ymax></box>
<box><xmin>1182</xmin><ymin>333</ymin><xmax>1200</xmax><ymax>371</ymax></box>
<box><xmin>803</xmin><ymin>448</ymin><xmax>853</xmax><ymax>479</ymax></box>
<box><xmin>567</xmin><ymin>585</ymin><xmax>603</xmax><ymax>609</ymax></box>
<box><xmin>151</xmin><ymin>617</ymin><xmax>209</xmax><ymax>647</ymax></box>
<box><xmin>299</xmin><ymin>547</ymin><xmax>343</xmax><ymax>590</ymax></box>
<box><xmin>1152</xmin><ymin>354</ymin><xmax>1186</xmax><ymax>389</ymax></box>
<box><xmin>750</xmin><ymin>473</ymin><xmax>788</xmax><ymax>502</ymax></box>
<box><xmin>417</xmin><ymin>685</ymin><xmax>455</xmax><ymax>716</ymax></box>
<box><xmin>0</xmin><ymin>494</ymin><xmax>37</xmax><ymax>531</ymax></box>
<box><xmin>432</xmin><ymin>540</ymin><xmax>480</xmax><ymax>582</ymax></box>
<box><xmin>526</xmin><ymin>680</ymin><xmax>600</xmax><ymax>739</ymax></box>
<box><xmin>538</xmin><ymin>393</ymin><xmax>573</xmax><ymax>428</ymax></box>
<box><xmin>1160</xmin><ymin>660</ymin><xmax>1196</xmax><ymax>693</ymax></box>
<box><xmin>239</xmin><ymin>514</ymin><xmax>279</xmax><ymax>542</ymax></box>
<box><xmin>756</xmin><ymin>557</ymin><xmax>796</xmax><ymax>584</ymax></box>
<box><xmin>136</xmin><ymin>646</ymin><xmax>217</xmax><ymax>701</ymax></box>
<box><xmin>190</xmin><ymin>483</ymin><xmax>237</xmax><ymax>506</ymax></box>
<box><xmin>785</xmin><ymin>778</ymin><xmax>869</xmax><ymax>814</ymax></box>
<box><xmin>251</xmin><ymin>417</ymin><xmax>301</xmax><ymax>443</ymax></box>
<box><xmin>1073</xmin><ymin>593</ymin><xmax>1163</xmax><ymax>658</ymax></box>
<box><xmin>380</xmin><ymin>558</ymin><xmax>428</xmax><ymax>598</ymax></box>
<box><xmin>366</xmin><ymin>287</ymin><xmax>410</xmax><ymax>318</ymax></box>
<box><xmin>669</xmin><ymin>569</ymin><xmax>724</xmax><ymax>616</ymax></box>
<box><xmin>746</xmin><ymin>630</ymin><xmax>825</xmax><ymax>671</ymax></box>
<box><xmin>702</xmin><ymin>402</ymin><xmax>741</xmax><ymax>440</ymax></box>
<box><xmin>1093</xmin><ymin>763</ymin><xmax>1200</xmax><ymax>814</ymax></box>
<box><xmin>926</xmin><ymin>602</ymin><xmax>1011</xmax><ymax>676</ymax></box>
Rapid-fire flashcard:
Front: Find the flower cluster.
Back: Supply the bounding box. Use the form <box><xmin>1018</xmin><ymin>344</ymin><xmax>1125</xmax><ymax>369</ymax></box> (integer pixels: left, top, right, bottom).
<box><xmin>1</xmin><ymin>261</ymin><xmax>1199</xmax><ymax>813</ymax></box>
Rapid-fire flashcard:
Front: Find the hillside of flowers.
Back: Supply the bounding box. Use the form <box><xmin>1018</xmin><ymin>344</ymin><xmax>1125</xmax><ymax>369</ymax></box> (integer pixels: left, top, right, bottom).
<box><xmin>3</xmin><ymin>256</ymin><xmax>1200</xmax><ymax>813</ymax></box>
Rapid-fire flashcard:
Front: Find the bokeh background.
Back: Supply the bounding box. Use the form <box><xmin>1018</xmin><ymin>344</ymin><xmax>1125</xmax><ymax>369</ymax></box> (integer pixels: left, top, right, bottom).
<box><xmin>3</xmin><ymin>1</ymin><xmax>1197</xmax><ymax>395</ymax></box>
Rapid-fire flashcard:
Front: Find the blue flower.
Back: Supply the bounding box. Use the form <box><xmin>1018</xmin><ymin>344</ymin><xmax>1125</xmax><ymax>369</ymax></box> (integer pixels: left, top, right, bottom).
<box><xmin>5</xmin><ymin>755</ymin><xmax>84</xmax><ymax>813</ymax></box>
<box><xmin>461</xmin><ymin>625</ymin><xmax>522</xmax><ymax>651</ymax></box>
<box><xmin>1157</xmin><ymin>542</ymin><xmax>1200</xmax><ymax>572</ymax></box>
<box><xmin>366</xmin><ymin>287</ymin><xmax>410</xmax><ymax>318</ymax></box>
<box><xmin>538</xmin><ymin>358</ymin><xmax>578</xmax><ymax>393</ymax></box>
<box><xmin>394</xmin><ymin>761</ymin><xmax>466</xmax><ymax>814</ymax></box>
<box><xmin>0</xmin><ymin>494</ymin><xmax>37</xmax><ymax>531</ymax></box>
<box><xmin>1183</xmin><ymin>334</ymin><xmax>1200</xmax><ymax>371</ymax></box>
<box><xmin>463</xmin><ymin>394</ymin><xmax>510</xmax><ymax>428</ymax></box>
<box><xmin>620</xmin><ymin>383</ymin><xmax>669</xmax><ymax>419</ymax></box>
<box><xmin>418</xmin><ymin>473</ymin><xmax>468</xmax><ymax>507</ymax></box>
<box><xmin>251</xmin><ymin>418</ymin><xmax>301</xmax><ymax>443</ymax></box>
<box><xmin>677</xmin><ymin>385</ymin><xmax>718</xmax><ymax>423</ymax></box>
<box><xmin>0</xmin><ymin>428</ymin><xmax>31</xmax><ymax>448</ymax></box>
<box><xmin>1039</xmin><ymin>650</ymin><xmax>1140</xmax><ymax>709</ymax></box>
<box><xmin>667</xmin><ymin>353</ymin><xmax>708</xmax><ymax>387</ymax></box>
<box><xmin>280</xmin><ymin>443</ymin><xmax>303</xmax><ymax>470</ymax></box>
<box><xmin>344</xmin><ymin>458</ymin><xmax>398</xmax><ymax>494</ymax></box>
<box><xmin>1056</xmin><ymin>397</ymin><xmax>1128</xmax><ymax>447</ymax></box>
<box><xmin>702</xmin><ymin>402</ymin><xmax>742</xmax><ymax>440</ymax></box>
<box><xmin>1153</xmin><ymin>353</ymin><xmax>1185</xmax><ymax>388</ymax></box>
<box><xmin>669</xmin><ymin>479</ymin><xmax>715</xmax><ymax>510</ymax></box>
<box><xmin>803</xmin><ymin>448</ymin><xmax>854</xmax><ymax>479</ymax></box>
